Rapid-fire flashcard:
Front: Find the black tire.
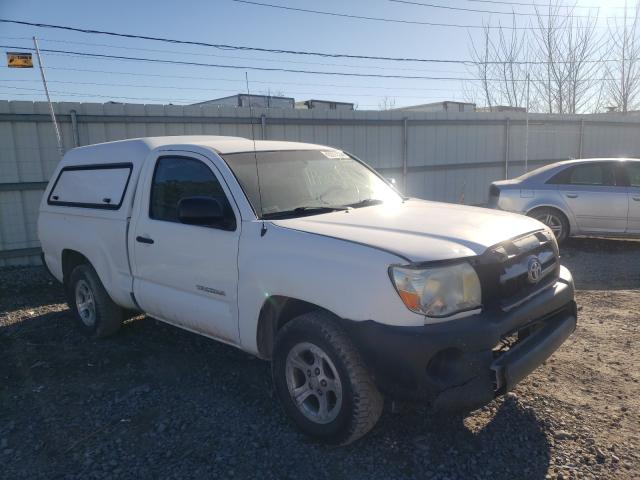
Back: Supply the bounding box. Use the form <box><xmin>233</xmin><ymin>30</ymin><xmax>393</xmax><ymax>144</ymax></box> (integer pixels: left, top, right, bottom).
<box><xmin>272</xmin><ymin>310</ymin><xmax>383</xmax><ymax>445</ymax></box>
<box><xmin>528</xmin><ymin>207</ymin><xmax>570</xmax><ymax>244</ymax></box>
<box><xmin>67</xmin><ymin>264</ymin><xmax>124</xmax><ymax>338</ymax></box>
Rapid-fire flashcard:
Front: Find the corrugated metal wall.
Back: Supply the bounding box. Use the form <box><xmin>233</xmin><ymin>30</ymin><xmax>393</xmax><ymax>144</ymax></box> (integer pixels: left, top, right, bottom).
<box><xmin>3</xmin><ymin>100</ymin><xmax>640</xmax><ymax>266</ymax></box>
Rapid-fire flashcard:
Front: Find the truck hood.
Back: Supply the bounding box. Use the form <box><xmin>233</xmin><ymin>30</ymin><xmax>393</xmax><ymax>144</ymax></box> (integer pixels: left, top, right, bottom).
<box><xmin>271</xmin><ymin>199</ymin><xmax>545</xmax><ymax>263</ymax></box>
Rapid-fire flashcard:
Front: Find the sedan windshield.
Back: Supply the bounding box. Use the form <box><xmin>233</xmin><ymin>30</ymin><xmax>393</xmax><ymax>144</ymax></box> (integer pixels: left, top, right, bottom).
<box><xmin>222</xmin><ymin>150</ymin><xmax>402</xmax><ymax>218</ymax></box>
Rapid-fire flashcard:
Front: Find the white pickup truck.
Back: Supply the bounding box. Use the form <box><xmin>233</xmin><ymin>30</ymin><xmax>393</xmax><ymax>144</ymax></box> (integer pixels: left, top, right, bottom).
<box><xmin>38</xmin><ymin>136</ymin><xmax>577</xmax><ymax>444</ymax></box>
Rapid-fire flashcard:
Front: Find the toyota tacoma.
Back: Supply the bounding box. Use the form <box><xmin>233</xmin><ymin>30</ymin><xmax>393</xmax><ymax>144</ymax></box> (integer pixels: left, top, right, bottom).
<box><xmin>38</xmin><ymin>136</ymin><xmax>577</xmax><ymax>444</ymax></box>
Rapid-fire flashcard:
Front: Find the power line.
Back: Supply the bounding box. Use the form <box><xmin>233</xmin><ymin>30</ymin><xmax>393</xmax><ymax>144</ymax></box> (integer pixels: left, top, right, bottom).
<box><xmin>40</xmin><ymin>66</ymin><xmax>458</xmax><ymax>92</ymax></box>
<box><xmin>0</xmin><ymin>45</ymin><xmax>630</xmax><ymax>82</ymax></box>
<box><xmin>0</xmin><ymin>92</ymin><xmax>45</xmax><ymax>96</ymax></box>
<box><xmin>0</xmin><ymin>18</ymin><xmax>489</xmax><ymax>63</ymax></box>
<box><xmin>0</xmin><ymin>35</ymin><xmax>470</xmax><ymax>75</ymax></box>
<box><xmin>5</xmin><ymin>39</ymin><xmax>639</xmax><ymax>77</ymax></box>
<box><xmin>467</xmin><ymin>0</ymin><xmax>627</xmax><ymax>9</ymax></box>
<box><xmin>230</xmin><ymin>0</ymin><xmax>609</xmax><ymax>29</ymax></box>
<box><xmin>0</xmin><ymin>18</ymin><xmax>620</xmax><ymax>67</ymax></box>
<box><xmin>0</xmin><ymin>84</ymin><xmax>206</xmax><ymax>103</ymax></box>
<box><xmin>388</xmin><ymin>0</ymin><xmax>599</xmax><ymax>18</ymax></box>
<box><xmin>0</xmin><ymin>43</ymin><xmax>514</xmax><ymax>81</ymax></box>
<box><xmin>0</xmin><ymin>79</ymin><xmax>461</xmax><ymax>99</ymax></box>
<box><xmin>230</xmin><ymin>0</ymin><xmax>529</xmax><ymax>29</ymax></box>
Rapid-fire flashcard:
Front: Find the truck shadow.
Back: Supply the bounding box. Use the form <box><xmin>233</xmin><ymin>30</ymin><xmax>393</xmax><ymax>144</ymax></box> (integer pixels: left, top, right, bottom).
<box><xmin>560</xmin><ymin>237</ymin><xmax>640</xmax><ymax>290</ymax></box>
<box><xmin>354</xmin><ymin>398</ymin><xmax>550</xmax><ymax>479</ymax></box>
<box><xmin>1</xmin><ymin>304</ymin><xmax>552</xmax><ymax>480</ymax></box>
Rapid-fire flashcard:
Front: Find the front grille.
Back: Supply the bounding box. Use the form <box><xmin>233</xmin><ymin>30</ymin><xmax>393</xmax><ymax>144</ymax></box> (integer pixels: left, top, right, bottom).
<box><xmin>476</xmin><ymin>230</ymin><xmax>560</xmax><ymax>311</ymax></box>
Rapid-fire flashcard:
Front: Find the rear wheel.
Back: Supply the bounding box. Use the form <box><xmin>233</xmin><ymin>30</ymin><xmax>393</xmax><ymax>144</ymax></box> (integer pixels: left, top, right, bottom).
<box><xmin>67</xmin><ymin>264</ymin><xmax>124</xmax><ymax>338</ymax></box>
<box><xmin>528</xmin><ymin>207</ymin><xmax>569</xmax><ymax>243</ymax></box>
<box><xmin>272</xmin><ymin>311</ymin><xmax>383</xmax><ymax>445</ymax></box>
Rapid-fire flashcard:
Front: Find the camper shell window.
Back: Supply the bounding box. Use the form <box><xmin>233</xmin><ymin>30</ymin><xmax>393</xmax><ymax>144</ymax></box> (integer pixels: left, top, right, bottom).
<box><xmin>47</xmin><ymin>163</ymin><xmax>133</xmax><ymax>210</ymax></box>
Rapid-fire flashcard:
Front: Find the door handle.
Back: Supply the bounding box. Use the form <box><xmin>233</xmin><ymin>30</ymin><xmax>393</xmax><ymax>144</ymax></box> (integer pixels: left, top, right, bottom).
<box><xmin>633</xmin><ymin>197</ymin><xmax>640</xmax><ymax>202</ymax></box>
<box><xmin>566</xmin><ymin>193</ymin><xmax>578</xmax><ymax>198</ymax></box>
<box><xmin>136</xmin><ymin>236</ymin><xmax>154</xmax><ymax>244</ymax></box>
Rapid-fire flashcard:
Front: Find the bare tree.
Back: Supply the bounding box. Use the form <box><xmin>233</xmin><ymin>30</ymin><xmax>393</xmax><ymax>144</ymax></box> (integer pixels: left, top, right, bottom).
<box><xmin>460</xmin><ymin>78</ymin><xmax>481</xmax><ymax>106</ymax></box>
<box><xmin>604</xmin><ymin>1</ymin><xmax>640</xmax><ymax>113</ymax></box>
<box><xmin>494</xmin><ymin>16</ymin><xmax>530</xmax><ymax>109</ymax></box>
<box><xmin>260</xmin><ymin>88</ymin><xmax>286</xmax><ymax>98</ymax></box>
<box><xmin>468</xmin><ymin>16</ymin><xmax>534</xmax><ymax>110</ymax></box>
<box><xmin>530</xmin><ymin>1</ymin><xmax>604</xmax><ymax>114</ymax></box>
<box><xmin>567</xmin><ymin>15</ymin><xmax>608</xmax><ymax>114</ymax></box>
<box><xmin>468</xmin><ymin>24</ymin><xmax>495</xmax><ymax>109</ymax></box>
<box><xmin>466</xmin><ymin>2</ymin><xmax>605</xmax><ymax>114</ymax></box>
<box><xmin>378</xmin><ymin>96</ymin><xmax>396</xmax><ymax>110</ymax></box>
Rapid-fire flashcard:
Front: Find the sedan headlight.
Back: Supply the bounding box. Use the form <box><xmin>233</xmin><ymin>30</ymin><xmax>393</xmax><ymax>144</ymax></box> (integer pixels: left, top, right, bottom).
<box><xmin>389</xmin><ymin>262</ymin><xmax>482</xmax><ymax>320</ymax></box>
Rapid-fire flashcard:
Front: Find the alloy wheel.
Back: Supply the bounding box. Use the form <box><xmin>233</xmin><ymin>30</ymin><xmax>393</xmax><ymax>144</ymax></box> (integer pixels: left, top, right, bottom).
<box><xmin>285</xmin><ymin>342</ymin><xmax>343</xmax><ymax>424</ymax></box>
<box><xmin>534</xmin><ymin>212</ymin><xmax>563</xmax><ymax>239</ymax></box>
<box><xmin>75</xmin><ymin>279</ymin><xmax>96</xmax><ymax>327</ymax></box>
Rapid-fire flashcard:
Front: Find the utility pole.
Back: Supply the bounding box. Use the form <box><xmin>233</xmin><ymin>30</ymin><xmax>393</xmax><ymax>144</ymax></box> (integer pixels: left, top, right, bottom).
<box><xmin>622</xmin><ymin>0</ymin><xmax>628</xmax><ymax>113</ymax></box>
<box><xmin>33</xmin><ymin>36</ymin><xmax>64</xmax><ymax>158</ymax></box>
<box><xmin>525</xmin><ymin>72</ymin><xmax>530</xmax><ymax>173</ymax></box>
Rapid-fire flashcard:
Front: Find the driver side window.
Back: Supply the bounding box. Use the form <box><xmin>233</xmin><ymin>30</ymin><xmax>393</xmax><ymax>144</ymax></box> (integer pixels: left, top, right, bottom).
<box><xmin>149</xmin><ymin>156</ymin><xmax>235</xmax><ymax>229</ymax></box>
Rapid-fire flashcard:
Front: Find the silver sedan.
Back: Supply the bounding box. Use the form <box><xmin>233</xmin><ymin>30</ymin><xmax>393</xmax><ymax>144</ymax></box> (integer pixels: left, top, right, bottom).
<box><xmin>488</xmin><ymin>158</ymin><xmax>640</xmax><ymax>242</ymax></box>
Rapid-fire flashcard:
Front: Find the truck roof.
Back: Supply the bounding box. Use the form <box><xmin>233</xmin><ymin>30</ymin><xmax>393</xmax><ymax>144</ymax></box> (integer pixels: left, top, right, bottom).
<box><xmin>65</xmin><ymin>136</ymin><xmax>334</xmax><ymax>161</ymax></box>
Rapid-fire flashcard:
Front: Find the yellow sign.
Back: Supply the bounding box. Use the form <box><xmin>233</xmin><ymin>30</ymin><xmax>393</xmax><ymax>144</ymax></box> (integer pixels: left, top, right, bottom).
<box><xmin>7</xmin><ymin>52</ymin><xmax>33</xmax><ymax>68</ymax></box>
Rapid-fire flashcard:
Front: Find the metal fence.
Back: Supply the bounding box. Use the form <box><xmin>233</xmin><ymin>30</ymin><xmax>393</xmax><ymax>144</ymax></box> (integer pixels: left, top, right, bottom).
<box><xmin>3</xmin><ymin>99</ymin><xmax>640</xmax><ymax>266</ymax></box>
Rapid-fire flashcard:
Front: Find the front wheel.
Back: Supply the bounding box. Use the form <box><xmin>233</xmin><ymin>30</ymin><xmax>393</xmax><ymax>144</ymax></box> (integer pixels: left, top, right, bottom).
<box><xmin>272</xmin><ymin>311</ymin><xmax>383</xmax><ymax>445</ymax></box>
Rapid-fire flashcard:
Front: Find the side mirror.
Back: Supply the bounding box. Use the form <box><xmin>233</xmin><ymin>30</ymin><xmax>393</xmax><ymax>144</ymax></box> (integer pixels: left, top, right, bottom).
<box><xmin>177</xmin><ymin>196</ymin><xmax>225</xmax><ymax>226</ymax></box>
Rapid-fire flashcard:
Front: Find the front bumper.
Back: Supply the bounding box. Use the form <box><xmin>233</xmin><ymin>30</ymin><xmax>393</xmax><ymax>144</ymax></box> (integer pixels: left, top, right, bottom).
<box><xmin>341</xmin><ymin>266</ymin><xmax>576</xmax><ymax>411</ymax></box>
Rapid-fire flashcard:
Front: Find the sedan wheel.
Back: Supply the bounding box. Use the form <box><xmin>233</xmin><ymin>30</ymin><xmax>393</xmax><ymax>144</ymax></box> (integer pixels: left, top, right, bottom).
<box><xmin>529</xmin><ymin>207</ymin><xmax>569</xmax><ymax>243</ymax></box>
<box><xmin>535</xmin><ymin>212</ymin><xmax>563</xmax><ymax>237</ymax></box>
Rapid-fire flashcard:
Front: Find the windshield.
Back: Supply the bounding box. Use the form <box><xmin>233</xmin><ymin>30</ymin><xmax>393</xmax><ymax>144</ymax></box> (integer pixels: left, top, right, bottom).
<box><xmin>222</xmin><ymin>150</ymin><xmax>402</xmax><ymax>218</ymax></box>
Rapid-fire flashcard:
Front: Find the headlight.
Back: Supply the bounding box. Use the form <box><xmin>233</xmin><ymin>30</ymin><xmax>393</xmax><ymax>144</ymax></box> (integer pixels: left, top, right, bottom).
<box><xmin>389</xmin><ymin>262</ymin><xmax>481</xmax><ymax>320</ymax></box>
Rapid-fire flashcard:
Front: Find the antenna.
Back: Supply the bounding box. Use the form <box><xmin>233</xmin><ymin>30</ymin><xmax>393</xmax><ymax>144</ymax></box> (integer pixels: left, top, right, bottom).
<box><xmin>33</xmin><ymin>36</ymin><xmax>64</xmax><ymax>158</ymax></box>
<box><xmin>245</xmin><ymin>72</ymin><xmax>267</xmax><ymax>237</ymax></box>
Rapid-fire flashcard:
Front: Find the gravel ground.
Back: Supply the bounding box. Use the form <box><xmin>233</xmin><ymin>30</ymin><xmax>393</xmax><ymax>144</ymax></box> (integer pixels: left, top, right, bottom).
<box><xmin>1</xmin><ymin>237</ymin><xmax>639</xmax><ymax>480</ymax></box>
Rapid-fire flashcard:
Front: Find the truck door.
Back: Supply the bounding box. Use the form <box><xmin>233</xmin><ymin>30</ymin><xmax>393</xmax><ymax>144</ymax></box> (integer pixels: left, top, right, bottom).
<box><xmin>130</xmin><ymin>152</ymin><xmax>240</xmax><ymax>343</ymax></box>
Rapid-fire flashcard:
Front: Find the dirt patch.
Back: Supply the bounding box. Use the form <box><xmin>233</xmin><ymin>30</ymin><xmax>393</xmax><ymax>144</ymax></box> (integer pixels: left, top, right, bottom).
<box><xmin>0</xmin><ymin>239</ymin><xmax>638</xmax><ymax>479</ymax></box>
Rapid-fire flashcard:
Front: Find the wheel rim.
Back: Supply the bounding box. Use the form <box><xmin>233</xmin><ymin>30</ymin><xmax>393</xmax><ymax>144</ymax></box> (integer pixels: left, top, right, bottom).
<box><xmin>75</xmin><ymin>279</ymin><xmax>96</xmax><ymax>327</ymax></box>
<box><xmin>535</xmin><ymin>212</ymin><xmax>563</xmax><ymax>239</ymax></box>
<box><xmin>285</xmin><ymin>342</ymin><xmax>343</xmax><ymax>425</ymax></box>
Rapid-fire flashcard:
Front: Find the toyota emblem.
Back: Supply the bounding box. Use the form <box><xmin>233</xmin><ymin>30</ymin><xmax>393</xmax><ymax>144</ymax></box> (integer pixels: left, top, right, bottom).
<box><xmin>527</xmin><ymin>256</ymin><xmax>543</xmax><ymax>284</ymax></box>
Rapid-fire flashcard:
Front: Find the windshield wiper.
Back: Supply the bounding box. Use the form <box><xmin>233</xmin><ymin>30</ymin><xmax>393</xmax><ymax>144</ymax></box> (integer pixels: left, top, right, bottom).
<box><xmin>343</xmin><ymin>198</ymin><xmax>384</xmax><ymax>208</ymax></box>
<box><xmin>262</xmin><ymin>205</ymin><xmax>349</xmax><ymax>219</ymax></box>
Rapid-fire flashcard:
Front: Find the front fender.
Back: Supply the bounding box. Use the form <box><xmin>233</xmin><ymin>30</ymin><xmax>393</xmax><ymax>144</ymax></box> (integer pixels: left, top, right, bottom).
<box><xmin>236</xmin><ymin>221</ymin><xmax>423</xmax><ymax>355</ymax></box>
